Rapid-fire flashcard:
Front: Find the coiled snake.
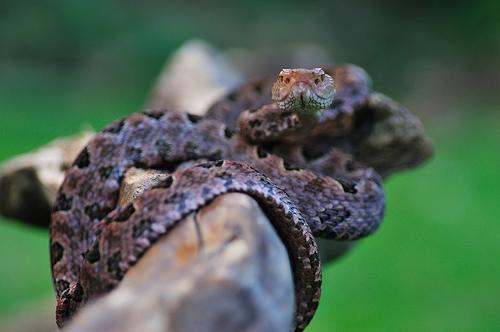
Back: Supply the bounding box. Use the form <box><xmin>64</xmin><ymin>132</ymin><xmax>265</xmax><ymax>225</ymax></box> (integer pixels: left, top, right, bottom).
<box><xmin>50</xmin><ymin>67</ymin><xmax>387</xmax><ymax>331</ymax></box>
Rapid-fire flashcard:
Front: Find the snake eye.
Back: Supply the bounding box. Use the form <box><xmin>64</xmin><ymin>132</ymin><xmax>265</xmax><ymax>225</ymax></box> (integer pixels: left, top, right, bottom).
<box><xmin>279</xmin><ymin>75</ymin><xmax>284</xmax><ymax>82</ymax></box>
<box><xmin>320</xmin><ymin>74</ymin><xmax>325</xmax><ymax>81</ymax></box>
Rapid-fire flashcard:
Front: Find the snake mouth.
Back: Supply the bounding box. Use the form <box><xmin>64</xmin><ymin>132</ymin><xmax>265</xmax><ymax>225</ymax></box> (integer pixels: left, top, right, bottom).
<box><xmin>277</xmin><ymin>89</ymin><xmax>332</xmax><ymax>113</ymax></box>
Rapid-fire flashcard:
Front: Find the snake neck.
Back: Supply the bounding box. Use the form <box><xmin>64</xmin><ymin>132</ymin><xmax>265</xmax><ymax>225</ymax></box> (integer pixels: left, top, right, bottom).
<box><xmin>278</xmin><ymin>102</ymin><xmax>321</xmax><ymax>130</ymax></box>
<box><xmin>295</xmin><ymin>110</ymin><xmax>320</xmax><ymax>132</ymax></box>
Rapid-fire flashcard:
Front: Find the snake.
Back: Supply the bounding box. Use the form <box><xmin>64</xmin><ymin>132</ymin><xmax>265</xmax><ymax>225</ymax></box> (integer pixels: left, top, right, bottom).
<box><xmin>49</xmin><ymin>67</ymin><xmax>385</xmax><ymax>331</ymax></box>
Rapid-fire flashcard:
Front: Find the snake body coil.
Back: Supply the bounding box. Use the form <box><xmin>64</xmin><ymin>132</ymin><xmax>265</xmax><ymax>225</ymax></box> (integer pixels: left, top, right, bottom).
<box><xmin>50</xmin><ymin>66</ymin><xmax>385</xmax><ymax>331</ymax></box>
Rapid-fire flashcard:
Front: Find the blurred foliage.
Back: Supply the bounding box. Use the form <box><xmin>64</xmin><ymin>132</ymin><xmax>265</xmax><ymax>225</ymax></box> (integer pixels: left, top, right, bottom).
<box><xmin>1</xmin><ymin>0</ymin><xmax>499</xmax><ymax>99</ymax></box>
<box><xmin>0</xmin><ymin>1</ymin><xmax>499</xmax><ymax>331</ymax></box>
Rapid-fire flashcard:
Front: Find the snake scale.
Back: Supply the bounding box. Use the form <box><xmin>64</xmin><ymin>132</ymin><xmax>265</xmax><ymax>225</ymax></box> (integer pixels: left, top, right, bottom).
<box><xmin>50</xmin><ymin>66</ymin><xmax>385</xmax><ymax>331</ymax></box>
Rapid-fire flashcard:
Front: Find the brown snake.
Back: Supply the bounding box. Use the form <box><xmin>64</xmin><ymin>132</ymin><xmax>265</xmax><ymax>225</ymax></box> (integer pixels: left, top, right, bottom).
<box><xmin>50</xmin><ymin>67</ymin><xmax>385</xmax><ymax>331</ymax></box>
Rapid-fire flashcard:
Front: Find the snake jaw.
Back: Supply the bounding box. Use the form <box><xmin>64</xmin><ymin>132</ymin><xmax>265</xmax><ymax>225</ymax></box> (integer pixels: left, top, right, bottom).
<box><xmin>276</xmin><ymin>82</ymin><xmax>334</xmax><ymax>115</ymax></box>
<box><xmin>272</xmin><ymin>68</ymin><xmax>335</xmax><ymax>115</ymax></box>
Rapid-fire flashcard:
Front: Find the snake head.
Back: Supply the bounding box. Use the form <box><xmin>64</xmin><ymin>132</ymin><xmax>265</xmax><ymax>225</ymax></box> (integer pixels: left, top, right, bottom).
<box><xmin>272</xmin><ymin>68</ymin><xmax>335</xmax><ymax>115</ymax></box>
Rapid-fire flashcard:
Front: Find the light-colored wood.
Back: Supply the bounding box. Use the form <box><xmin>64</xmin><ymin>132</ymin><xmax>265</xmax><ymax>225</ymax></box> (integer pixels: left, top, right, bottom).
<box><xmin>146</xmin><ymin>39</ymin><xmax>241</xmax><ymax>115</ymax></box>
<box><xmin>0</xmin><ymin>131</ymin><xmax>93</xmax><ymax>227</ymax></box>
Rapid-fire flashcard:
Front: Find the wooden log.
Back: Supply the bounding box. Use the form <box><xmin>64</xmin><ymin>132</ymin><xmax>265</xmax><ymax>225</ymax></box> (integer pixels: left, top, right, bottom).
<box><xmin>355</xmin><ymin>93</ymin><xmax>433</xmax><ymax>178</ymax></box>
<box><xmin>146</xmin><ymin>39</ymin><xmax>241</xmax><ymax>115</ymax></box>
<box><xmin>0</xmin><ymin>131</ymin><xmax>93</xmax><ymax>227</ymax></box>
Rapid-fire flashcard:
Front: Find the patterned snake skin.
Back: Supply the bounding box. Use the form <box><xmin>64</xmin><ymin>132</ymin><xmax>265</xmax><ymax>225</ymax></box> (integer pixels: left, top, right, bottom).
<box><xmin>50</xmin><ymin>66</ymin><xmax>385</xmax><ymax>331</ymax></box>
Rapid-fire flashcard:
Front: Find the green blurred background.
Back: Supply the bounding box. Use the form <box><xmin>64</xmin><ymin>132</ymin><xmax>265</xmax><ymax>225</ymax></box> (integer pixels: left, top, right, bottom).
<box><xmin>1</xmin><ymin>0</ymin><xmax>499</xmax><ymax>331</ymax></box>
